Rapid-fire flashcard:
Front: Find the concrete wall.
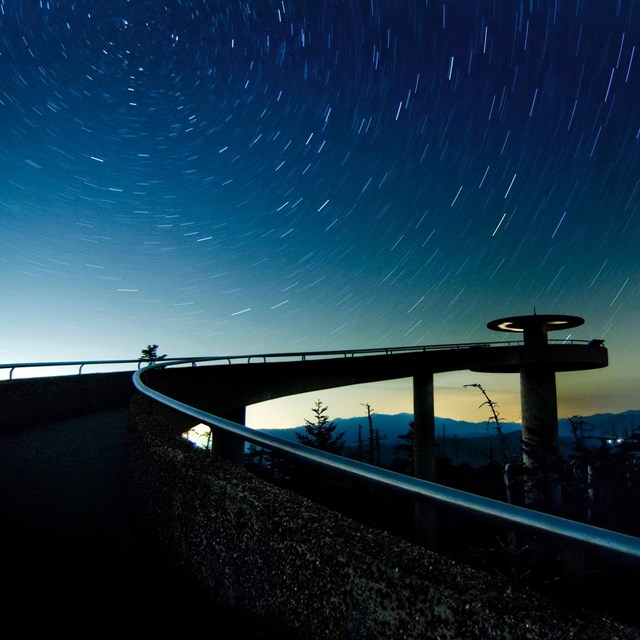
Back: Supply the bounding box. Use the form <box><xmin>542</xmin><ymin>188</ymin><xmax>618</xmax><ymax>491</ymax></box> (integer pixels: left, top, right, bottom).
<box><xmin>0</xmin><ymin>371</ymin><xmax>135</xmax><ymax>434</ymax></box>
<box><xmin>126</xmin><ymin>393</ymin><xmax>637</xmax><ymax>640</ymax></box>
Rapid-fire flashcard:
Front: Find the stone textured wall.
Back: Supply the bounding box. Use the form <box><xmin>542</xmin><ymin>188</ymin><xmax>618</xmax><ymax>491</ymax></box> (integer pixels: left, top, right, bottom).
<box><xmin>126</xmin><ymin>393</ymin><xmax>637</xmax><ymax>640</ymax></box>
<box><xmin>0</xmin><ymin>371</ymin><xmax>135</xmax><ymax>434</ymax></box>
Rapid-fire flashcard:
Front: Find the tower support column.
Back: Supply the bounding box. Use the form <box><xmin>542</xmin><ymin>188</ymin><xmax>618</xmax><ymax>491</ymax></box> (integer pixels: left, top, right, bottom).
<box><xmin>413</xmin><ymin>373</ymin><xmax>436</xmax><ymax>482</ymax></box>
<box><xmin>520</xmin><ymin>367</ymin><xmax>562</xmax><ymax>512</ymax></box>
<box><xmin>413</xmin><ymin>373</ymin><xmax>437</xmax><ymax>549</ymax></box>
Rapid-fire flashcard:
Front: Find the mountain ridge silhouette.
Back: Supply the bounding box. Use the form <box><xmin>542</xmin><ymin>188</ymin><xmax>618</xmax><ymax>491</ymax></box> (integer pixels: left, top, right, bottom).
<box><xmin>258</xmin><ymin>409</ymin><xmax>639</xmax><ymax>441</ymax></box>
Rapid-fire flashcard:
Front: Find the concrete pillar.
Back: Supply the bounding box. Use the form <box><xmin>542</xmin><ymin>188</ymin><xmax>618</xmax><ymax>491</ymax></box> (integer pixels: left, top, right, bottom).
<box><xmin>520</xmin><ymin>367</ymin><xmax>562</xmax><ymax>512</ymax></box>
<box><xmin>413</xmin><ymin>373</ymin><xmax>437</xmax><ymax>549</ymax></box>
<box><xmin>210</xmin><ymin>406</ymin><xmax>246</xmax><ymax>465</ymax></box>
<box><xmin>413</xmin><ymin>374</ymin><xmax>436</xmax><ymax>482</ymax></box>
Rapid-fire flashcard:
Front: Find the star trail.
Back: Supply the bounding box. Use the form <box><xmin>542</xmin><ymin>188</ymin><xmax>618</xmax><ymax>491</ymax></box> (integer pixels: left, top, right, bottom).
<box><xmin>1</xmin><ymin>1</ymin><xmax>639</xmax><ymax>424</ymax></box>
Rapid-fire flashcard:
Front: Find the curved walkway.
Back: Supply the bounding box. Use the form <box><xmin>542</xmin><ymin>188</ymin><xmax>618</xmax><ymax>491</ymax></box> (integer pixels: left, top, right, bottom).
<box><xmin>0</xmin><ymin>406</ymin><xmax>276</xmax><ymax>636</ymax></box>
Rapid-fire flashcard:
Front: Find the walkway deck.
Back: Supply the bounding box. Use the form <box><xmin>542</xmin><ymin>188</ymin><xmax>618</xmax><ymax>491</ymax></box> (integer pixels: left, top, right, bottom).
<box><xmin>0</xmin><ymin>407</ymin><xmax>271</xmax><ymax>635</ymax></box>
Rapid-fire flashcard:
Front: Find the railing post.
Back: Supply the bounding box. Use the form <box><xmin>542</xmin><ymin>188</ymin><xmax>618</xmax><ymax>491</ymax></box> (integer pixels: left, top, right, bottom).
<box><xmin>413</xmin><ymin>373</ymin><xmax>437</xmax><ymax>550</ymax></box>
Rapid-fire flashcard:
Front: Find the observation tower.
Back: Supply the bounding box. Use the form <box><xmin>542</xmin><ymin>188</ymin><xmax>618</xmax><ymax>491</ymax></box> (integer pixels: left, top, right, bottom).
<box><xmin>478</xmin><ymin>312</ymin><xmax>608</xmax><ymax>508</ymax></box>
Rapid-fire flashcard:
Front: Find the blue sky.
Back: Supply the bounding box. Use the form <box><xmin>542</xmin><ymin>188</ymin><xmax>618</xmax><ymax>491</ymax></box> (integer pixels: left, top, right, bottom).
<box><xmin>1</xmin><ymin>1</ymin><xmax>639</xmax><ymax>427</ymax></box>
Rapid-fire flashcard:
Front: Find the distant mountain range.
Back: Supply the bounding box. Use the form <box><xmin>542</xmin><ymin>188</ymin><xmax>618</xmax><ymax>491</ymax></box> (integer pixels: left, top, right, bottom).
<box><xmin>256</xmin><ymin>410</ymin><xmax>640</xmax><ymax>467</ymax></box>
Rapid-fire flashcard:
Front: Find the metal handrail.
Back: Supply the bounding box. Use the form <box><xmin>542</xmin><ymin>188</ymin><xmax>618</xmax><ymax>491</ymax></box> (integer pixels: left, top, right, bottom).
<box><xmin>0</xmin><ymin>358</ymin><xmax>150</xmax><ymax>380</ymax></box>
<box><xmin>1</xmin><ymin>337</ymin><xmax>603</xmax><ymax>380</ymax></box>
<box><xmin>1</xmin><ymin>355</ymin><xmax>227</xmax><ymax>379</ymax></box>
<box><xmin>131</xmin><ymin>343</ymin><xmax>640</xmax><ymax>563</ymax></box>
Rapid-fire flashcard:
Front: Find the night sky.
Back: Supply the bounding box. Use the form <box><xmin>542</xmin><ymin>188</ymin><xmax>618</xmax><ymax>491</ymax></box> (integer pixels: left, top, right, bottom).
<box><xmin>2</xmin><ymin>1</ymin><xmax>639</xmax><ymax>426</ymax></box>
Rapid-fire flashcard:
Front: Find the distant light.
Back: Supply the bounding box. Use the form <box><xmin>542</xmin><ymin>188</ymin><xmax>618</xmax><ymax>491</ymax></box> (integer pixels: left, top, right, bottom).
<box><xmin>183</xmin><ymin>424</ymin><xmax>211</xmax><ymax>449</ymax></box>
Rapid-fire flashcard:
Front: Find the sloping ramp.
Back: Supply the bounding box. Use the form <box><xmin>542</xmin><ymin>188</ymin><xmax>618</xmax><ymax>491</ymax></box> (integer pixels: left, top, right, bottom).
<box><xmin>0</xmin><ymin>407</ymin><xmax>274</xmax><ymax>636</ymax></box>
